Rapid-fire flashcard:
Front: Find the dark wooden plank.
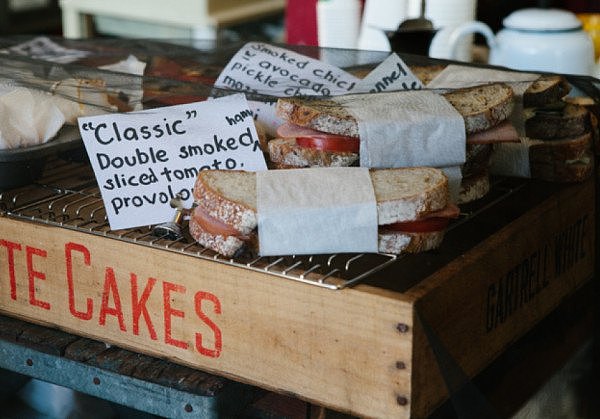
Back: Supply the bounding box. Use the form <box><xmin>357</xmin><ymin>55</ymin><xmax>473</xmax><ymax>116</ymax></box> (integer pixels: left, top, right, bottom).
<box><xmin>0</xmin><ymin>314</ymin><xmax>261</xmax><ymax>415</ymax></box>
<box><xmin>63</xmin><ymin>337</ymin><xmax>111</xmax><ymax>363</ymax></box>
<box><xmin>429</xmin><ymin>279</ymin><xmax>595</xmax><ymax>418</ymax></box>
<box><xmin>17</xmin><ymin>322</ymin><xmax>80</xmax><ymax>356</ymax></box>
<box><xmin>0</xmin><ymin>314</ymin><xmax>27</xmax><ymax>341</ymax></box>
<box><xmin>0</xmin><ymin>313</ymin><xmax>247</xmax><ymax>398</ymax></box>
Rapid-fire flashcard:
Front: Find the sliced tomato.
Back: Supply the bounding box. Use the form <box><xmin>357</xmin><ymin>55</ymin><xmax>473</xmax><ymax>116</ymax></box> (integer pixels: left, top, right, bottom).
<box><xmin>384</xmin><ymin>217</ymin><xmax>450</xmax><ymax>233</ymax></box>
<box><xmin>192</xmin><ymin>206</ymin><xmax>247</xmax><ymax>238</ymax></box>
<box><xmin>277</xmin><ymin>122</ymin><xmax>359</xmax><ymax>153</ymax></box>
<box><xmin>296</xmin><ymin>135</ymin><xmax>360</xmax><ymax>153</ymax></box>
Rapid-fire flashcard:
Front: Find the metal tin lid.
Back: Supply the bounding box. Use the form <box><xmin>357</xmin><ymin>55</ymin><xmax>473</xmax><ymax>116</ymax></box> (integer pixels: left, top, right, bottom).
<box><xmin>503</xmin><ymin>8</ymin><xmax>582</xmax><ymax>31</ymax></box>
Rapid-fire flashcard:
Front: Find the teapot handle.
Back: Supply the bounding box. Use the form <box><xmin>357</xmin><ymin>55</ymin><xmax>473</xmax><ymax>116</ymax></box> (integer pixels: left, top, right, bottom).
<box><xmin>429</xmin><ymin>21</ymin><xmax>496</xmax><ymax>61</ymax></box>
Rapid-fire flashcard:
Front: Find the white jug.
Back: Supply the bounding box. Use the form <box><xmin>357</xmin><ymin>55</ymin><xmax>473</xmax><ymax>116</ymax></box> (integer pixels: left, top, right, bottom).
<box><xmin>428</xmin><ymin>8</ymin><xmax>596</xmax><ymax>76</ymax></box>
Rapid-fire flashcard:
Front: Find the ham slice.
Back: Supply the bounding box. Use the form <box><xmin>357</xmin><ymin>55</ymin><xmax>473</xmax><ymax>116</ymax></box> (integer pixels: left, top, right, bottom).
<box><xmin>281</xmin><ymin>120</ymin><xmax>518</xmax><ymax>146</ymax></box>
<box><xmin>277</xmin><ymin>122</ymin><xmax>357</xmax><ymax>139</ymax></box>
<box><xmin>191</xmin><ymin>206</ymin><xmax>249</xmax><ymax>239</ymax></box>
<box><xmin>420</xmin><ymin>203</ymin><xmax>460</xmax><ymax>220</ymax></box>
<box><xmin>466</xmin><ymin>120</ymin><xmax>519</xmax><ymax>144</ymax></box>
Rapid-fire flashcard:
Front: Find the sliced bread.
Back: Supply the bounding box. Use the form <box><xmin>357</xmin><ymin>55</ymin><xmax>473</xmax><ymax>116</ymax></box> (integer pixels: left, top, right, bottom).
<box><xmin>442</xmin><ymin>83</ymin><xmax>515</xmax><ymax>133</ymax></box>
<box><xmin>369</xmin><ymin>167</ymin><xmax>449</xmax><ymax>225</ymax></box>
<box><xmin>525</xmin><ymin>103</ymin><xmax>590</xmax><ymax>140</ymax></box>
<box><xmin>523</xmin><ymin>75</ymin><xmax>571</xmax><ymax>108</ymax></box>
<box><xmin>529</xmin><ymin>132</ymin><xmax>593</xmax><ymax>183</ymax></box>
<box><xmin>189</xmin><ymin>216</ymin><xmax>447</xmax><ymax>256</ymax></box>
<box><xmin>276</xmin><ymin>82</ymin><xmax>514</xmax><ymax>136</ymax></box>
<box><xmin>457</xmin><ymin>169</ymin><xmax>490</xmax><ymax>205</ymax></box>
<box><xmin>276</xmin><ymin>98</ymin><xmax>358</xmax><ymax>137</ymax></box>
<box><xmin>192</xmin><ymin>170</ymin><xmax>257</xmax><ymax>235</ymax></box>
<box><xmin>378</xmin><ymin>229</ymin><xmax>446</xmax><ymax>254</ymax></box>
<box><xmin>267</xmin><ymin>137</ymin><xmax>359</xmax><ymax>168</ymax></box>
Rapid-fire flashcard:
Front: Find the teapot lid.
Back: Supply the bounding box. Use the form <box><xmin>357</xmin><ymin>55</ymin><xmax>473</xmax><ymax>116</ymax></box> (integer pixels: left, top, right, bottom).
<box><xmin>503</xmin><ymin>8</ymin><xmax>582</xmax><ymax>31</ymax></box>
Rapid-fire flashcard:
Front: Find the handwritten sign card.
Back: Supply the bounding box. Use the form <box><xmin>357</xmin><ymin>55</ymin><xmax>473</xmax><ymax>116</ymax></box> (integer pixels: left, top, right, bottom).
<box><xmin>215</xmin><ymin>44</ymin><xmax>425</xmax><ymax>136</ymax></box>
<box><xmin>353</xmin><ymin>53</ymin><xmax>423</xmax><ymax>93</ymax></box>
<box><xmin>215</xmin><ymin>42</ymin><xmax>360</xmax><ymax>97</ymax></box>
<box><xmin>3</xmin><ymin>36</ymin><xmax>90</xmax><ymax>64</ymax></box>
<box><xmin>78</xmin><ymin>94</ymin><xmax>267</xmax><ymax>230</ymax></box>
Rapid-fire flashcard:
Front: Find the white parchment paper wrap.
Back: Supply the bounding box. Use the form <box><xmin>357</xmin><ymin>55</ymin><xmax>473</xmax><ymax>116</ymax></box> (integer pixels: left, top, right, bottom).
<box><xmin>257</xmin><ymin>167</ymin><xmax>378</xmax><ymax>256</ymax></box>
<box><xmin>427</xmin><ymin>64</ymin><xmax>539</xmax><ymax>134</ymax></box>
<box><xmin>0</xmin><ymin>88</ymin><xmax>65</xmax><ymax>149</ymax></box>
<box><xmin>333</xmin><ymin>91</ymin><xmax>466</xmax><ymax>169</ymax></box>
<box><xmin>427</xmin><ymin>64</ymin><xmax>538</xmax><ymax>90</ymax></box>
<box><xmin>428</xmin><ymin>65</ymin><xmax>541</xmax><ymax>178</ymax></box>
<box><xmin>489</xmin><ymin>138</ymin><xmax>544</xmax><ymax>178</ymax></box>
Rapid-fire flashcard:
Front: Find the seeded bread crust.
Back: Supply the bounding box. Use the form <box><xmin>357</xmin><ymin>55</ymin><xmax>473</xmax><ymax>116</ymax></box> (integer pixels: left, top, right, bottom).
<box><xmin>276</xmin><ymin>82</ymin><xmax>514</xmax><ymax>136</ymax></box>
<box><xmin>523</xmin><ymin>75</ymin><xmax>571</xmax><ymax>108</ymax></box>
<box><xmin>192</xmin><ymin>167</ymin><xmax>449</xmax><ymax>227</ymax></box>
<box><xmin>188</xmin><ymin>216</ymin><xmax>247</xmax><ymax>258</ymax></box>
<box><xmin>442</xmin><ymin>83</ymin><xmax>515</xmax><ymax>133</ymax></box>
<box><xmin>529</xmin><ymin>132</ymin><xmax>593</xmax><ymax>183</ymax></box>
<box><xmin>525</xmin><ymin>103</ymin><xmax>590</xmax><ymax>140</ymax></box>
<box><xmin>457</xmin><ymin>170</ymin><xmax>490</xmax><ymax>204</ymax></box>
<box><xmin>529</xmin><ymin>155</ymin><xmax>593</xmax><ymax>183</ymax></box>
<box><xmin>268</xmin><ymin>138</ymin><xmax>359</xmax><ymax>168</ymax></box>
<box><xmin>192</xmin><ymin>170</ymin><xmax>257</xmax><ymax>235</ymax></box>
<box><xmin>370</xmin><ymin>167</ymin><xmax>449</xmax><ymax>225</ymax></box>
<box><xmin>276</xmin><ymin>98</ymin><xmax>358</xmax><ymax>137</ymax></box>
<box><xmin>378</xmin><ymin>229</ymin><xmax>446</xmax><ymax>254</ymax></box>
<box><xmin>190</xmin><ymin>214</ymin><xmax>445</xmax><ymax>256</ymax></box>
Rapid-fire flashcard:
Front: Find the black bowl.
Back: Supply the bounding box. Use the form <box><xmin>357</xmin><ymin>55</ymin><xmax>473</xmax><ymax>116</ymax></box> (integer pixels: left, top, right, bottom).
<box><xmin>0</xmin><ymin>125</ymin><xmax>83</xmax><ymax>190</ymax></box>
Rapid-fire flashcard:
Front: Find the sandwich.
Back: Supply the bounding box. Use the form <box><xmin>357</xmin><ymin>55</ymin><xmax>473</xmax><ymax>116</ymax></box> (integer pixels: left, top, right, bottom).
<box><xmin>408</xmin><ymin>66</ymin><xmax>591</xmax><ymax>183</ymax></box>
<box><xmin>188</xmin><ymin>167</ymin><xmax>459</xmax><ymax>257</ymax></box>
<box><xmin>526</xmin><ymin>101</ymin><xmax>594</xmax><ymax>183</ymax></box>
<box><xmin>268</xmin><ymin>82</ymin><xmax>517</xmax><ymax>203</ymax></box>
<box><xmin>486</xmin><ymin>73</ymin><xmax>592</xmax><ymax>183</ymax></box>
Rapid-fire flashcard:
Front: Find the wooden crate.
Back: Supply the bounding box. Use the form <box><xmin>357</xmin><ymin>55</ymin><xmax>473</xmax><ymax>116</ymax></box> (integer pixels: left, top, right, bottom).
<box><xmin>0</xmin><ymin>173</ymin><xmax>594</xmax><ymax>418</ymax></box>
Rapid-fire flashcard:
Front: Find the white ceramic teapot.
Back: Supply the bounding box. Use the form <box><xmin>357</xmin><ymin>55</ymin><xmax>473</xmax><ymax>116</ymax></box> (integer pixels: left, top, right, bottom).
<box><xmin>428</xmin><ymin>8</ymin><xmax>595</xmax><ymax>76</ymax></box>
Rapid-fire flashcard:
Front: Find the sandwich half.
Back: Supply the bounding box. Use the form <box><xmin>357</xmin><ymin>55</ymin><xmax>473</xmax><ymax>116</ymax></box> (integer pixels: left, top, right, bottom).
<box><xmin>189</xmin><ymin>167</ymin><xmax>459</xmax><ymax>257</ymax></box>
<box><xmin>268</xmin><ymin>83</ymin><xmax>517</xmax><ymax>203</ymax></box>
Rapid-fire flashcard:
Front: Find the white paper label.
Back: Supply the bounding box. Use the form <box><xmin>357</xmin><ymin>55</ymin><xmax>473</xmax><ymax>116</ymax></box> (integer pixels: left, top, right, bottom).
<box><xmin>78</xmin><ymin>94</ymin><xmax>267</xmax><ymax>230</ymax></box>
<box><xmin>257</xmin><ymin>167</ymin><xmax>378</xmax><ymax>256</ymax></box>
<box><xmin>216</xmin><ymin>45</ymin><xmax>424</xmax><ymax>135</ymax></box>
<box><xmin>3</xmin><ymin>36</ymin><xmax>89</xmax><ymax>64</ymax></box>
<box><xmin>354</xmin><ymin>53</ymin><xmax>423</xmax><ymax>93</ymax></box>
<box><xmin>215</xmin><ymin>42</ymin><xmax>360</xmax><ymax>97</ymax></box>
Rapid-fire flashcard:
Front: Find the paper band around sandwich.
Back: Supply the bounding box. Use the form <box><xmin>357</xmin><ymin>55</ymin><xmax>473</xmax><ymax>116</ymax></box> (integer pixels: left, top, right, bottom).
<box><xmin>426</xmin><ymin>65</ymin><xmax>541</xmax><ymax>178</ymax></box>
<box><xmin>331</xmin><ymin>90</ymin><xmax>467</xmax><ymax>170</ymax></box>
<box><xmin>257</xmin><ymin>167</ymin><xmax>378</xmax><ymax>256</ymax></box>
<box><xmin>189</xmin><ymin>167</ymin><xmax>459</xmax><ymax>257</ymax></box>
